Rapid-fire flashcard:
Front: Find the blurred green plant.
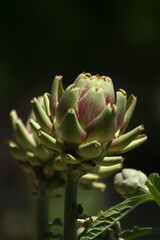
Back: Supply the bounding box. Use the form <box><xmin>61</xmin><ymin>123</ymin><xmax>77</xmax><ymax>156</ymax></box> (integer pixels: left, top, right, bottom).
<box><xmin>8</xmin><ymin>72</ymin><xmax>160</xmax><ymax>240</ymax></box>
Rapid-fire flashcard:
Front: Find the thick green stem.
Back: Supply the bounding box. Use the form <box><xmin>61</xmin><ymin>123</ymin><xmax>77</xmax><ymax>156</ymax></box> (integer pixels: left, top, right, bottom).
<box><xmin>64</xmin><ymin>165</ymin><xmax>80</xmax><ymax>240</ymax></box>
<box><xmin>35</xmin><ymin>183</ymin><xmax>50</xmax><ymax>239</ymax></box>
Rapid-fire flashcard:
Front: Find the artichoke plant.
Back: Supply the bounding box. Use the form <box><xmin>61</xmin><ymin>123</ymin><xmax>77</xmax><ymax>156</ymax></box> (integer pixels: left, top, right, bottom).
<box><xmin>8</xmin><ymin>94</ymin><xmax>107</xmax><ymax>238</ymax></box>
<box><xmin>29</xmin><ymin>72</ymin><xmax>147</xmax><ymax>240</ymax></box>
<box><xmin>30</xmin><ymin>73</ymin><xmax>147</xmax><ymax>167</ymax></box>
<box><xmin>114</xmin><ymin>168</ymin><xmax>149</xmax><ymax>199</ymax></box>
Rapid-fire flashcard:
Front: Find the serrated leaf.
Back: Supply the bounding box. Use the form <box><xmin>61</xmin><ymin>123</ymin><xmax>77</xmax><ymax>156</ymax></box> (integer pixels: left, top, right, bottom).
<box><xmin>145</xmin><ymin>173</ymin><xmax>160</xmax><ymax>206</ymax></box>
<box><xmin>78</xmin><ymin>194</ymin><xmax>153</xmax><ymax>240</ymax></box>
<box><xmin>120</xmin><ymin>225</ymin><xmax>160</xmax><ymax>240</ymax></box>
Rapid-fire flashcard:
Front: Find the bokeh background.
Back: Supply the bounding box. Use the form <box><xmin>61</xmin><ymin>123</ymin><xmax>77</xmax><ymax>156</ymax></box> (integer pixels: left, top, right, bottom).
<box><xmin>1</xmin><ymin>0</ymin><xmax>160</xmax><ymax>239</ymax></box>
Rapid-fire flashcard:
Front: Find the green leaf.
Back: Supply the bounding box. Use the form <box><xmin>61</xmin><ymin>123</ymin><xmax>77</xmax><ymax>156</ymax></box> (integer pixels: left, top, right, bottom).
<box><xmin>78</xmin><ymin>194</ymin><xmax>153</xmax><ymax>240</ymax></box>
<box><xmin>145</xmin><ymin>173</ymin><xmax>160</xmax><ymax>206</ymax></box>
<box><xmin>120</xmin><ymin>225</ymin><xmax>160</xmax><ymax>240</ymax></box>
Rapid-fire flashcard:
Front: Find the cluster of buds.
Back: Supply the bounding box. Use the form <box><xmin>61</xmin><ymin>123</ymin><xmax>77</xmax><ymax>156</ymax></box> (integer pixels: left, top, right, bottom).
<box><xmin>114</xmin><ymin>168</ymin><xmax>149</xmax><ymax>199</ymax></box>
<box><xmin>8</xmin><ymin>98</ymin><xmax>65</xmax><ymax>190</ymax></box>
<box><xmin>8</xmin><ymin>72</ymin><xmax>147</xmax><ymax>190</ymax></box>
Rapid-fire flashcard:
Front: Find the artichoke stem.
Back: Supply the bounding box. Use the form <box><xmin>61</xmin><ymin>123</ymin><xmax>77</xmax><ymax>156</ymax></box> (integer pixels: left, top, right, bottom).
<box><xmin>64</xmin><ymin>165</ymin><xmax>80</xmax><ymax>240</ymax></box>
<box><xmin>35</xmin><ymin>183</ymin><xmax>50</xmax><ymax>239</ymax></box>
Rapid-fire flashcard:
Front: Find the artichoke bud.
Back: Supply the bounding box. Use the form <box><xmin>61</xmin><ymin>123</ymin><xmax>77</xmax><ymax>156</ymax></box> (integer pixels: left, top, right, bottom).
<box><xmin>86</xmin><ymin>104</ymin><xmax>117</xmax><ymax>143</ymax></box>
<box><xmin>37</xmin><ymin>130</ymin><xmax>64</xmax><ymax>153</ymax></box>
<box><xmin>91</xmin><ymin>164</ymin><xmax>123</xmax><ymax>179</ymax></box>
<box><xmin>31</xmin><ymin>97</ymin><xmax>53</xmax><ymax>134</ymax></box>
<box><xmin>77</xmin><ymin>141</ymin><xmax>102</xmax><ymax>159</ymax></box>
<box><xmin>61</xmin><ymin>153</ymin><xmax>81</xmax><ymax>164</ymax></box>
<box><xmin>94</xmin><ymin>156</ymin><xmax>124</xmax><ymax>167</ymax></box>
<box><xmin>7</xmin><ymin>140</ymin><xmax>27</xmax><ymax>162</ymax></box>
<box><xmin>58</xmin><ymin>108</ymin><xmax>86</xmax><ymax>145</ymax></box>
<box><xmin>120</xmin><ymin>94</ymin><xmax>137</xmax><ymax>135</ymax></box>
<box><xmin>43</xmin><ymin>92</ymin><xmax>51</xmax><ymax>118</ymax></box>
<box><xmin>114</xmin><ymin>168</ymin><xmax>149</xmax><ymax>199</ymax></box>
<box><xmin>107</xmin><ymin>125</ymin><xmax>144</xmax><ymax>154</ymax></box>
<box><xmin>50</xmin><ymin>75</ymin><xmax>64</xmax><ymax>118</ymax></box>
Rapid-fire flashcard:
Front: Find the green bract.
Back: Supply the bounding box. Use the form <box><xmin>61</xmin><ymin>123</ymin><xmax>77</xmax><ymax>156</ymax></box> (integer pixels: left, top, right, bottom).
<box><xmin>31</xmin><ymin>73</ymin><xmax>147</xmax><ymax>170</ymax></box>
<box><xmin>114</xmin><ymin>168</ymin><xmax>149</xmax><ymax>199</ymax></box>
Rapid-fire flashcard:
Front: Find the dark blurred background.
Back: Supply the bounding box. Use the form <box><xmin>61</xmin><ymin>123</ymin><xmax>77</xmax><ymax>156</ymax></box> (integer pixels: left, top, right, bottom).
<box><xmin>1</xmin><ymin>0</ymin><xmax>160</xmax><ymax>239</ymax></box>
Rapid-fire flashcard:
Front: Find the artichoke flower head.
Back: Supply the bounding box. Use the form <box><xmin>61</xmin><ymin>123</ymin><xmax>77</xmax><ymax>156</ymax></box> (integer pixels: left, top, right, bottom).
<box><xmin>31</xmin><ymin>73</ymin><xmax>147</xmax><ymax>172</ymax></box>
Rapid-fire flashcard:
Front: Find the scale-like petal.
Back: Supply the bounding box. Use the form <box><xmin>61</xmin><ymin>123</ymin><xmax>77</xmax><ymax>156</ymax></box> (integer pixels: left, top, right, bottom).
<box><xmin>43</xmin><ymin>93</ymin><xmax>51</xmax><ymax>117</ymax></box>
<box><xmin>90</xmin><ymin>164</ymin><xmax>123</xmax><ymax>179</ymax></box>
<box><xmin>120</xmin><ymin>94</ymin><xmax>137</xmax><ymax>134</ymax></box>
<box><xmin>77</xmin><ymin>141</ymin><xmax>102</xmax><ymax>159</ymax></box>
<box><xmin>78</xmin><ymin>87</ymin><xmax>106</xmax><ymax>128</ymax></box>
<box><xmin>107</xmin><ymin>125</ymin><xmax>144</xmax><ymax>154</ymax></box>
<box><xmin>116</xmin><ymin>89</ymin><xmax>127</xmax><ymax>131</ymax></box>
<box><xmin>50</xmin><ymin>75</ymin><xmax>64</xmax><ymax>117</ymax></box>
<box><xmin>37</xmin><ymin>130</ymin><xmax>64</xmax><ymax>153</ymax></box>
<box><xmin>94</xmin><ymin>156</ymin><xmax>124</xmax><ymax>166</ymax></box>
<box><xmin>58</xmin><ymin>108</ymin><xmax>86</xmax><ymax>144</ymax></box>
<box><xmin>16</xmin><ymin>119</ymin><xmax>36</xmax><ymax>149</ymax></box>
<box><xmin>115</xmin><ymin>134</ymin><xmax>147</xmax><ymax>154</ymax></box>
<box><xmin>86</xmin><ymin>104</ymin><xmax>117</xmax><ymax>143</ymax></box>
<box><xmin>31</xmin><ymin>98</ymin><xmax>53</xmax><ymax>134</ymax></box>
<box><xmin>56</xmin><ymin>86</ymin><xmax>79</xmax><ymax>124</ymax></box>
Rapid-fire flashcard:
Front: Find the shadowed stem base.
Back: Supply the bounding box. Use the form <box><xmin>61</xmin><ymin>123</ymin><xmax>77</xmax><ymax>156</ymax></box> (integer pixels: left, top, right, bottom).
<box><xmin>35</xmin><ymin>183</ymin><xmax>50</xmax><ymax>239</ymax></box>
<box><xmin>64</xmin><ymin>165</ymin><xmax>80</xmax><ymax>240</ymax></box>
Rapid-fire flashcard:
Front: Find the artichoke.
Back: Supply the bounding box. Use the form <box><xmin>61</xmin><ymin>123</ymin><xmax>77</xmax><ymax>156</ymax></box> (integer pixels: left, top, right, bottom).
<box><xmin>30</xmin><ymin>73</ymin><xmax>147</xmax><ymax>172</ymax></box>
<box><xmin>114</xmin><ymin>168</ymin><xmax>149</xmax><ymax>199</ymax></box>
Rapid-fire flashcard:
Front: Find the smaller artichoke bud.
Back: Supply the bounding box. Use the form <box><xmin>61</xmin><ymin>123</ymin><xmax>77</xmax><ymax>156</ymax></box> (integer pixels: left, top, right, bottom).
<box><xmin>114</xmin><ymin>168</ymin><xmax>149</xmax><ymax>199</ymax></box>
